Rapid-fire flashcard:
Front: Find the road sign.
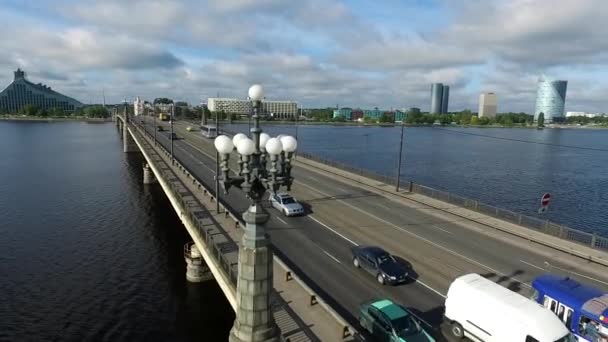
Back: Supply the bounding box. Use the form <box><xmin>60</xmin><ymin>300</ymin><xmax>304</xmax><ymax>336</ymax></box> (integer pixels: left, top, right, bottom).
<box><xmin>538</xmin><ymin>193</ymin><xmax>551</xmax><ymax>214</ymax></box>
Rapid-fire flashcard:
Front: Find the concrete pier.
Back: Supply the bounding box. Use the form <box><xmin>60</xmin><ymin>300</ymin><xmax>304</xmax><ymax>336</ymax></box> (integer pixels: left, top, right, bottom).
<box><xmin>184</xmin><ymin>243</ymin><xmax>212</xmax><ymax>283</ymax></box>
<box><xmin>143</xmin><ymin>163</ymin><xmax>156</xmax><ymax>184</ymax></box>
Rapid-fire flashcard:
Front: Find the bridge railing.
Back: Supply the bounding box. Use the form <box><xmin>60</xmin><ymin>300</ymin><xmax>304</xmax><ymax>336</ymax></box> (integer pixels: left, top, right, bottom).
<box><xmin>129</xmin><ymin>120</ymin><xmax>355</xmax><ymax>339</ymax></box>
<box><xmin>295</xmin><ymin>151</ymin><xmax>608</xmax><ymax>252</ymax></box>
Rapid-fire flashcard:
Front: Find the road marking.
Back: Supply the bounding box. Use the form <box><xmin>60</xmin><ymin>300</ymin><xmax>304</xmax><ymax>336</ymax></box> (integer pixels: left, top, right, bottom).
<box><xmin>309</xmin><ymin>214</ymin><xmax>447</xmax><ymax>299</ymax></box>
<box><xmin>520</xmin><ymin>260</ymin><xmax>545</xmax><ymax>271</ymax></box>
<box><xmin>322</xmin><ymin>249</ymin><xmax>342</xmax><ymax>264</ymax></box>
<box><xmin>544</xmin><ymin>262</ymin><xmax>608</xmax><ymax>286</ymax></box>
<box><xmin>308</xmin><ymin>215</ymin><xmax>359</xmax><ymax>246</ymax></box>
<box><xmin>276</xmin><ymin>217</ymin><xmax>288</xmax><ymax>225</ymax></box>
<box><xmin>431</xmin><ymin>225</ymin><xmax>453</xmax><ymax>235</ymax></box>
<box><xmin>299</xmin><ymin>181</ymin><xmax>532</xmax><ymax>289</ymax></box>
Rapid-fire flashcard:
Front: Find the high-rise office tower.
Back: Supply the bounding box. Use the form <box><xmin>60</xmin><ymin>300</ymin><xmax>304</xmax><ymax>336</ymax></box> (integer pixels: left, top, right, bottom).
<box><xmin>478</xmin><ymin>93</ymin><xmax>497</xmax><ymax>118</ymax></box>
<box><xmin>430</xmin><ymin>83</ymin><xmax>443</xmax><ymax>114</ymax></box>
<box><xmin>534</xmin><ymin>76</ymin><xmax>567</xmax><ymax>122</ymax></box>
<box><xmin>441</xmin><ymin>86</ymin><xmax>449</xmax><ymax>114</ymax></box>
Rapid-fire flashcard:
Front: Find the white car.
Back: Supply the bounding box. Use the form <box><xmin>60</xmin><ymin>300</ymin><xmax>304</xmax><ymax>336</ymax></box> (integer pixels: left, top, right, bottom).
<box><xmin>270</xmin><ymin>193</ymin><xmax>304</xmax><ymax>217</ymax></box>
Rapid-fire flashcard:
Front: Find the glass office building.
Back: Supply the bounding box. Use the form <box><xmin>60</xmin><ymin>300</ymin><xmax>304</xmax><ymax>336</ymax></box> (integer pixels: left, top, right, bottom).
<box><xmin>0</xmin><ymin>69</ymin><xmax>83</xmax><ymax>113</ymax></box>
<box><xmin>534</xmin><ymin>76</ymin><xmax>567</xmax><ymax>122</ymax></box>
<box><xmin>430</xmin><ymin>83</ymin><xmax>449</xmax><ymax>114</ymax></box>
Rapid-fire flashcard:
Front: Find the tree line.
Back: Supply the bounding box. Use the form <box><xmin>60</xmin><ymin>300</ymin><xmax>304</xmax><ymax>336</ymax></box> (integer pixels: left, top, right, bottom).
<box><xmin>0</xmin><ymin>104</ymin><xmax>111</xmax><ymax>118</ymax></box>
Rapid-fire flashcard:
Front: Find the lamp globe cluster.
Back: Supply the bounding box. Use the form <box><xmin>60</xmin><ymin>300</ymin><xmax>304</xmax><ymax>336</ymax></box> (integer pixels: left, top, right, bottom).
<box><xmin>213</xmin><ymin>133</ymin><xmax>297</xmax><ymax>156</ymax></box>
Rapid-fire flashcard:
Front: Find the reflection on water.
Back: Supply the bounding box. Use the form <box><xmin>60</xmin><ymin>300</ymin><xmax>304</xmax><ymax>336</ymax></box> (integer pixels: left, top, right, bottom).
<box><xmin>0</xmin><ymin>121</ymin><xmax>233</xmax><ymax>341</ymax></box>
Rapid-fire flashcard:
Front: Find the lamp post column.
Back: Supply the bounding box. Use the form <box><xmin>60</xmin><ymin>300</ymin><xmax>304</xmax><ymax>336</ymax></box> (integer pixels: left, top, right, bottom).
<box><xmin>229</xmin><ymin>86</ymin><xmax>280</xmax><ymax>342</ymax></box>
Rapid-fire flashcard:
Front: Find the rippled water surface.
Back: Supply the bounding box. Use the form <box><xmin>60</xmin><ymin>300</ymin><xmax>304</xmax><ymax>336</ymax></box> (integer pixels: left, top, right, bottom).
<box><xmin>0</xmin><ymin>121</ymin><xmax>233</xmax><ymax>341</ymax></box>
<box><xmin>225</xmin><ymin>123</ymin><xmax>608</xmax><ymax>235</ymax></box>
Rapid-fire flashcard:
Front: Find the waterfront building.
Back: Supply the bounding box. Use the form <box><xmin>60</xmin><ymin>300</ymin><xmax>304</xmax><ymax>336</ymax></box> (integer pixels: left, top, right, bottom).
<box><xmin>534</xmin><ymin>76</ymin><xmax>567</xmax><ymax>122</ymax></box>
<box><xmin>478</xmin><ymin>93</ymin><xmax>497</xmax><ymax>118</ymax></box>
<box><xmin>566</xmin><ymin>111</ymin><xmax>607</xmax><ymax>118</ymax></box>
<box><xmin>333</xmin><ymin>107</ymin><xmax>352</xmax><ymax>120</ymax></box>
<box><xmin>430</xmin><ymin>83</ymin><xmax>449</xmax><ymax>114</ymax></box>
<box><xmin>441</xmin><ymin>86</ymin><xmax>450</xmax><ymax>114</ymax></box>
<box><xmin>395</xmin><ymin>110</ymin><xmax>407</xmax><ymax>122</ymax></box>
<box><xmin>207</xmin><ymin>97</ymin><xmax>298</xmax><ymax>119</ymax></box>
<box><xmin>134</xmin><ymin>97</ymin><xmax>144</xmax><ymax>116</ymax></box>
<box><xmin>408</xmin><ymin>107</ymin><xmax>421</xmax><ymax>115</ymax></box>
<box><xmin>0</xmin><ymin>68</ymin><xmax>83</xmax><ymax>113</ymax></box>
<box><xmin>430</xmin><ymin>83</ymin><xmax>443</xmax><ymax>114</ymax></box>
<box><xmin>363</xmin><ymin>108</ymin><xmax>383</xmax><ymax>120</ymax></box>
<box><xmin>351</xmin><ymin>109</ymin><xmax>364</xmax><ymax>121</ymax></box>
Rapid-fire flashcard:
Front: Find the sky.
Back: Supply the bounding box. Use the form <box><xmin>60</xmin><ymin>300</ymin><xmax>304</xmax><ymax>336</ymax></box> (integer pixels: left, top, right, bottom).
<box><xmin>1</xmin><ymin>0</ymin><xmax>607</xmax><ymax>113</ymax></box>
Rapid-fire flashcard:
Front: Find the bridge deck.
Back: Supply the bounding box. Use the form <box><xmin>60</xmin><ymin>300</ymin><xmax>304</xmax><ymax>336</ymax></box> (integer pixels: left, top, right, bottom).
<box><xmin>127</xmin><ymin>115</ymin><xmax>608</xmax><ymax>341</ymax></box>
<box><xmin>121</xmin><ymin>117</ymin><xmax>352</xmax><ymax>341</ymax></box>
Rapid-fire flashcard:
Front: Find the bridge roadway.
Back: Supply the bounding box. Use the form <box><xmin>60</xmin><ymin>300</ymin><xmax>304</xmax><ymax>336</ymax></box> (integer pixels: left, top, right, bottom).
<box><xmin>141</xmin><ymin>117</ymin><xmax>608</xmax><ymax>338</ymax></box>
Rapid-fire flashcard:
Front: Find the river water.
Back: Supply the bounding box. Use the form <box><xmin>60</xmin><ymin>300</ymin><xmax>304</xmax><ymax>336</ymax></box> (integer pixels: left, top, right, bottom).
<box><xmin>0</xmin><ymin>121</ymin><xmax>233</xmax><ymax>341</ymax></box>
<box><xmin>224</xmin><ymin>123</ymin><xmax>608</xmax><ymax>236</ymax></box>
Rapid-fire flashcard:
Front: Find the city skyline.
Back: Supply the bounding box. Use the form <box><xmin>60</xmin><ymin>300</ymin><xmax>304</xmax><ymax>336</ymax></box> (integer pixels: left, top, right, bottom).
<box><xmin>0</xmin><ymin>1</ymin><xmax>607</xmax><ymax>113</ymax></box>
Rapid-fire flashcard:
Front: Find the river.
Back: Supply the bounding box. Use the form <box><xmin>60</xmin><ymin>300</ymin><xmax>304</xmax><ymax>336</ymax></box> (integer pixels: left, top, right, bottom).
<box><xmin>224</xmin><ymin>123</ymin><xmax>608</xmax><ymax>236</ymax></box>
<box><xmin>0</xmin><ymin>121</ymin><xmax>233</xmax><ymax>341</ymax></box>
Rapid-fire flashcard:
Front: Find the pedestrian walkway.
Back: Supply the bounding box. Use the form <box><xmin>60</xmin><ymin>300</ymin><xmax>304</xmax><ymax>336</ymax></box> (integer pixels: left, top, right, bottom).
<box><xmin>294</xmin><ymin>156</ymin><xmax>608</xmax><ymax>269</ymax></box>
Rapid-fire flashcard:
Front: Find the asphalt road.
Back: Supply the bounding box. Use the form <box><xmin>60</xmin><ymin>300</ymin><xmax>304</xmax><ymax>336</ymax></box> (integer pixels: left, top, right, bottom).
<box><xmin>135</xmin><ymin>117</ymin><xmax>608</xmax><ymax>341</ymax></box>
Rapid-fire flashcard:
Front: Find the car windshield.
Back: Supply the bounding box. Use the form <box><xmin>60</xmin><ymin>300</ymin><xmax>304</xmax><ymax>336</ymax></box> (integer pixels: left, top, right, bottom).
<box><xmin>377</xmin><ymin>253</ymin><xmax>396</xmax><ymax>265</ymax></box>
<box><xmin>393</xmin><ymin>314</ymin><xmax>422</xmax><ymax>337</ymax></box>
<box><xmin>281</xmin><ymin>197</ymin><xmax>295</xmax><ymax>204</ymax></box>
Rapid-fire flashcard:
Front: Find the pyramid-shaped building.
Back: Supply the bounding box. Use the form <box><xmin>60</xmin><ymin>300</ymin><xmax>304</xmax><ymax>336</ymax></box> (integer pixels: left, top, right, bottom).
<box><xmin>0</xmin><ymin>69</ymin><xmax>83</xmax><ymax>114</ymax></box>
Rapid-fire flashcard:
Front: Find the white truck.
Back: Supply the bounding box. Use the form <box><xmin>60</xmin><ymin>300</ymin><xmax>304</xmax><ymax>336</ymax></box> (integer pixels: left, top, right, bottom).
<box><xmin>445</xmin><ymin>273</ymin><xmax>575</xmax><ymax>342</ymax></box>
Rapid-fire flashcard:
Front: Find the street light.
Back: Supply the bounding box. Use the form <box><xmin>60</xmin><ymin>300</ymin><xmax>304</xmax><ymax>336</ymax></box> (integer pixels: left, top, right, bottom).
<box><xmin>170</xmin><ymin>102</ymin><xmax>174</xmax><ymax>164</ymax></box>
<box><xmin>395</xmin><ymin>121</ymin><xmax>405</xmax><ymax>192</ymax></box>
<box><xmin>215</xmin><ymin>84</ymin><xmax>295</xmax><ymax>342</ymax></box>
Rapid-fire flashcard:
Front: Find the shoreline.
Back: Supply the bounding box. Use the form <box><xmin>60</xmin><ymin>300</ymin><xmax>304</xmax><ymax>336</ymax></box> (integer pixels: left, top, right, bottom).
<box><xmin>0</xmin><ymin>115</ymin><xmax>112</xmax><ymax>123</ymax></box>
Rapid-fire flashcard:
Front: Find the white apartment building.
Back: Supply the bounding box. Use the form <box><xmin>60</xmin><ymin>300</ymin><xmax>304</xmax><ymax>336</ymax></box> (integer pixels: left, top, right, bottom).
<box><xmin>134</xmin><ymin>96</ymin><xmax>144</xmax><ymax>116</ymax></box>
<box><xmin>566</xmin><ymin>111</ymin><xmax>606</xmax><ymax>118</ymax></box>
<box><xmin>478</xmin><ymin>92</ymin><xmax>497</xmax><ymax>118</ymax></box>
<box><xmin>207</xmin><ymin>97</ymin><xmax>298</xmax><ymax>119</ymax></box>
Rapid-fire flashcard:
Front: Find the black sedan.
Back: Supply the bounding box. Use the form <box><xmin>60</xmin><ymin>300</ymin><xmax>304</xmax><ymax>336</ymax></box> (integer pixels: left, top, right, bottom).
<box><xmin>352</xmin><ymin>246</ymin><xmax>409</xmax><ymax>285</ymax></box>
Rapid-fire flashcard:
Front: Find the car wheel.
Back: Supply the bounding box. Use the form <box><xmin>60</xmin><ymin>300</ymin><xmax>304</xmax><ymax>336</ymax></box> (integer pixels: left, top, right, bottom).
<box><xmin>376</xmin><ymin>273</ymin><xmax>385</xmax><ymax>285</ymax></box>
<box><xmin>353</xmin><ymin>257</ymin><xmax>360</xmax><ymax>268</ymax></box>
<box><xmin>451</xmin><ymin>322</ymin><xmax>464</xmax><ymax>339</ymax></box>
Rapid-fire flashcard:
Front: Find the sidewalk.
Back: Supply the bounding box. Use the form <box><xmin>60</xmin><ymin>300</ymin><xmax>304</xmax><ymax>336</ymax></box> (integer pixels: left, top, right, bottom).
<box><xmin>294</xmin><ymin>156</ymin><xmax>608</xmax><ymax>268</ymax></box>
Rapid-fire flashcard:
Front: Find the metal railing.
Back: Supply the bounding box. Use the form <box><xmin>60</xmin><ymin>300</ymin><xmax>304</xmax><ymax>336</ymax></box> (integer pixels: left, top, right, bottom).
<box><xmin>297</xmin><ymin>151</ymin><xmax>608</xmax><ymax>252</ymax></box>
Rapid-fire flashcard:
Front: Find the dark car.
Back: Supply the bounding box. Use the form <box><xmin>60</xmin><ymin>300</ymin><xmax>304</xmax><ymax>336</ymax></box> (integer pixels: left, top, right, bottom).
<box><xmin>352</xmin><ymin>246</ymin><xmax>409</xmax><ymax>285</ymax></box>
<box><xmin>157</xmin><ymin>125</ymin><xmax>164</xmax><ymax>131</ymax></box>
<box><xmin>169</xmin><ymin>132</ymin><xmax>178</xmax><ymax>140</ymax></box>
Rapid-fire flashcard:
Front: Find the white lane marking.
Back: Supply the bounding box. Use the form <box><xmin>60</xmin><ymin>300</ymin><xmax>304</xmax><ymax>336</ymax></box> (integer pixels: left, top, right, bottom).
<box><xmin>308</xmin><ymin>214</ymin><xmax>447</xmax><ymax>298</ymax></box>
<box><xmin>520</xmin><ymin>260</ymin><xmax>545</xmax><ymax>271</ymax></box>
<box><xmin>431</xmin><ymin>225</ymin><xmax>453</xmax><ymax>235</ymax></box>
<box><xmin>309</xmin><ymin>215</ymin><xmax>359</xmax><ymax>246</ymax></box>
<box><xmin>299</xmin><ymin>181</ymin><xmax>532</xmax><ymax>289</ymax></box>
<box><xmin>544</xmin><ymin>262</ymin><xmax>608</xmax><ymax>286</ymax></box>
<box><xmin>276</xmin><ymin>217</ymin><xmax>288</xmax><ymax>225</ymax></box>
<box><xmin>322</xmin><ymin>249</ymin><xmax>342</xmax><ymax>264</ymax></box>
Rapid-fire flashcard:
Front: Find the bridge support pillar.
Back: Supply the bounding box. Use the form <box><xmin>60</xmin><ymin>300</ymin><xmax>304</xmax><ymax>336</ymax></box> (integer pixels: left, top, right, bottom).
<box><xmin>143</xmin><ymin>163</ymin><xmax>156</xmax><ymax>184</ymax></box>
<box><xmin>229</xmin><ymin>204</ymin><xmax>280</xmax><ymax>342</ymax></box>
<box><xmin>184</xmin><ymin>243</ymin><xmax>213</xmax><ymax>283</ymax></box>
<box><xmin>123</xmin><ymin>125</ymin><xmax>138</xmax><ymax>153</ymax></box>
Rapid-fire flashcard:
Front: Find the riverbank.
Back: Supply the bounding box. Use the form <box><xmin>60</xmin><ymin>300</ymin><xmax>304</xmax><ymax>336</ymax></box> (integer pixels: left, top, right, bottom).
<box><xmin>0</xmin><ymin>115</ymin><xmax>112</xmax><ymax>123</ymax></box>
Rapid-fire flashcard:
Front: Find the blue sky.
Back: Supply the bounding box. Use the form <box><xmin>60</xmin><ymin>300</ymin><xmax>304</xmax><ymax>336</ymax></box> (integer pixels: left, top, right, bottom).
<box><xmin>0</xmin><ymin>0</ymin><xmax>607</xmax><ymax>113</ymax></box>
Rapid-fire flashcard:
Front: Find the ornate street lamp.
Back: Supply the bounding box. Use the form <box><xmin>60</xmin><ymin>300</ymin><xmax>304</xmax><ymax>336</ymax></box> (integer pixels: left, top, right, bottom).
<box><xmin>214</xmin><ymin>84</ymin><xmax>297</xmax><ymax>342</ymax></box>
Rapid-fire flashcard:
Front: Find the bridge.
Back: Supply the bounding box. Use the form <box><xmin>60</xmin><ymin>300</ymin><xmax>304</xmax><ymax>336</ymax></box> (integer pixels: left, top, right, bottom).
<box><xmin>115</xmin><ymin>102</ymin><xmax>608</xmax><ymax>341</ymax></box>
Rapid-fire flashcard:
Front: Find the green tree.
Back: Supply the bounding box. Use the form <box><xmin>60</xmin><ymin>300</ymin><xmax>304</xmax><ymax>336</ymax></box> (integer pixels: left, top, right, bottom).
<box><xmin>84</xmin><ymin>105</ymin><xmax>110</xmax><ymax>118</ymax></box>
<box><xmin>537</xmin><ymin>112</ymin><xmax>545</xmax><ymax>127</ymax></box>
<box><xmin>21</xmin><ymin>104</ymin><xmax>39</xmax><ymax>116</ymax></box>
<box><xmin>379</xmin><ymin>113</ymin><xmax>394</xmax><ymax>123</ymax></box>
<box><xmin>332</xmin><ymin>115</ymin><xmax>346</xmax><ymax>122</ymax></box>
<box><xmin>478</xmin><ymin>117</ymin><xmax>490</xmax><ymax>125</ymax></box>
<box><xmin>470</xmin><ymin>115</ymin><xmax>479</xmax><ymax>125</ymax></box>
<box><xmin>439</xmin><ymin>114</ymin><xmax>451</xmax><ymax>125</ymax></box>
<box><xmin>363</xmin><ymin>116</ymin><xmax>375</xmax><ymax>123</ymax></box>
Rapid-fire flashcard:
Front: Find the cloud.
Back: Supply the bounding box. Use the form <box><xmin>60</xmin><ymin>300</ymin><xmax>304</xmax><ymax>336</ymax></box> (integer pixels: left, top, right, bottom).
<box><xmin>1</xmin><ymin>0</ymin><xmax>608</xmax><ymax>112</ymax></box>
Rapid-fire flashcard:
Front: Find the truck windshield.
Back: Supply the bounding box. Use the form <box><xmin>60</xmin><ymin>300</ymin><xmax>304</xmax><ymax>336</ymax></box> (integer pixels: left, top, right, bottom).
<box><xmin>554</xmin><ymin>333</ymin><xmax>577</xmax><ymax>342</ymax></box>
